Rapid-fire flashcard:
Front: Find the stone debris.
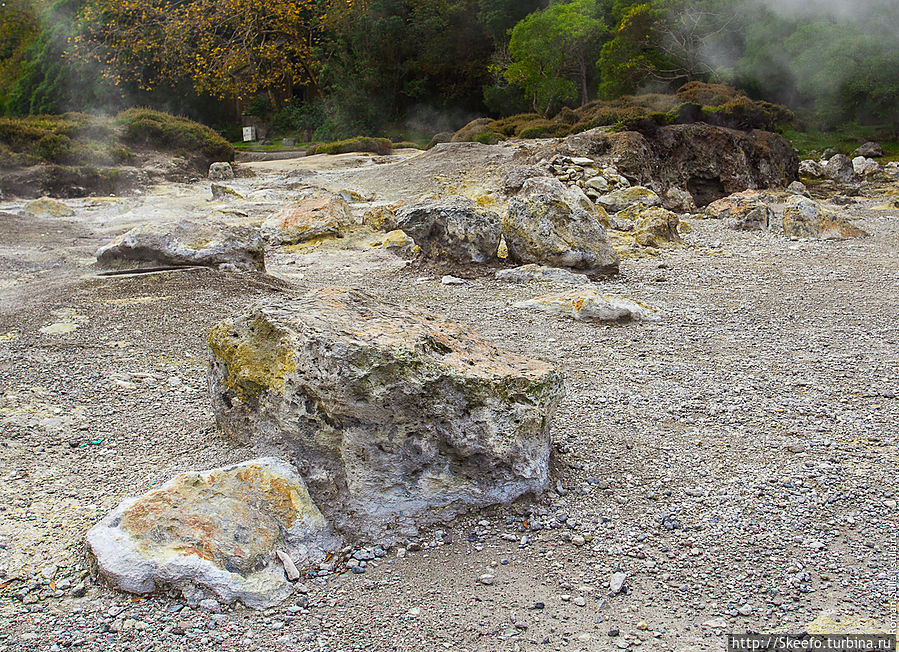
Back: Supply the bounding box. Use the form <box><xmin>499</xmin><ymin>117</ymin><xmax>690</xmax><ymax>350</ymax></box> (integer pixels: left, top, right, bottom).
<box><xmin>263</xmin><ymin>193</ymin><xmax>355</xmax><ymax>245</ymax></box>
<box><xmin>495</xmin><ymin>264</ymin><xmax>590</xmax><ymax>285</ymax></box>
<box><xmin>96</xmin><ymin>221</ymin><xmax>265</xmax><ymax>271</ymax></box>
<box><xmin>86</xmin><ymin>458</ymin><xmax>338</xmax><ymax>608</ymax></box>
<box><xmin>514</xmin><ymin>288</ymin><xmax>661</xmax><ymax>322</ymax></box>
<box><xmin>207</xmin><ymin>286</ymin><xmax>565</xmax><ymax>542</ymax></box>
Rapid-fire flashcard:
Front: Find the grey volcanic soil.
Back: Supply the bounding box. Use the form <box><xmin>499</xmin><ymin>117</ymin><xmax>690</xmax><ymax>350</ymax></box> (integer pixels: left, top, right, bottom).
<box><xmin>0</xmin><ymin>148</ymin><xmax>897</xmax><ymax>651</ymax></box>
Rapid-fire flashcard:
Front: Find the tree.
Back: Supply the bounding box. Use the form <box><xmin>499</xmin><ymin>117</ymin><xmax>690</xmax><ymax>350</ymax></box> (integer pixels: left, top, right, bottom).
<box><xmin>75</xmin><ymin>0</ymin><xmax>325</xmax><ymax>105</ymax></box>
<box><xmin>504</xmin><ymin>0</ymin><xmax>608</xmax><ymax>115</ymax></box>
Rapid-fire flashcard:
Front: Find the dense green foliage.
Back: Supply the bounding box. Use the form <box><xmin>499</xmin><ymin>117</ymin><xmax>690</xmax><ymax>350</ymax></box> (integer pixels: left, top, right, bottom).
<box><xmin>0</xmin><ymin>0</ymin><xmax>896</xmax><ymax>140</ymax></box>
<box><xmin>305</xmin><ymin>136</ymin><xmax>393</xmax><ymax>155</ymax></box>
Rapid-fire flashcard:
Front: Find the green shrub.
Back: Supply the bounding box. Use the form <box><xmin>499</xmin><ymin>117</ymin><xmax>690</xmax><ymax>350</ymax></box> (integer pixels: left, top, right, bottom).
<box><xmin>474</xmin><ymin>132</ymin><xmax>506</xmax><ymax>144</ymax></box>
<box><xmin>306</xmin><ymin>136</ymin><xmax>393</xmax><ymax>156</ymax></box>
<box><xmin>391</xmin><ymin>141</ymin><xmax>422</xmax><ymax>149</ymax></box>
<box><xmin>115</xmin><ymin>108</ymin><xmax>234</xmax><ymax>163</ymax></box>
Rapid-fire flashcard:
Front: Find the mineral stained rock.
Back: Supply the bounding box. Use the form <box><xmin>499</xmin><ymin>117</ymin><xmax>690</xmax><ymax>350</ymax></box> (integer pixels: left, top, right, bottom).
<box><xmin>395</xmin><ymin>196</ymin><xmax>502</xmax><ymax>263</ymax></box>
<box><xmin>515</xmin><ymin>288</ymin><xmax>661</xmax><ymax>322</ymax></box>
<box><xmin>86</xmin><ymin>458</ymin><xmax>337</xmax><ymax>608</ymax></box>
<box><xmin>705</xmin><ymin>190</ymin><xmax>775</xmax><ymax>231</ymax></box>
<box><xmin>782</xmin><ymin>197</ymin><xmax>868</xmax><ymax>240</ymax></box>
<box><xmin>207</xmin><ymin>287</ymin><xmax>564</xmax><ymax>542</ymax></box>
<box><xmin>95</xmin><ymin>221</ymin><xmax>265</xmax><ymax>271</ymax></box>
<box><xmin>263</xmin><ymin>194</ymin><xmax>354</xmax><ymax>245</ymax></box>
<box><xmin>504</xmin><ymin>178</ymin><xmax>618</xmax><ymax>278</ymax></box>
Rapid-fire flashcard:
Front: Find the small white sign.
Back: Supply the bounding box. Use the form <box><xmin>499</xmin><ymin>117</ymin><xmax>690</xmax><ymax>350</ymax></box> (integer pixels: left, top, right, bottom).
<box><xmin>242</xmin><ymin>126</ymin><xmax>256</xmax><ymax>142</ymax></box>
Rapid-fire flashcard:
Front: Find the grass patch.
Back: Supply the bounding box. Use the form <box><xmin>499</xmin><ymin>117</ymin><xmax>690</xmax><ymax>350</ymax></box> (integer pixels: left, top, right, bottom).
<box><xmin>783</xmin><ymin>125</ymin><xmax>899</xmax><ymax>161</ymax></box>
<box><xmin>306</xmin><ymin>136</ymin><xmax>393</xmax><ymax>156</ymax></box>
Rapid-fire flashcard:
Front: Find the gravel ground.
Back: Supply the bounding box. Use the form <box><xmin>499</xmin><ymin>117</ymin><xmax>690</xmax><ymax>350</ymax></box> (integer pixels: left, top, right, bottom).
<box><xmin>0</xmin><ymin>152</ymin><xmax>897</xmax><ymax>651</ymax></box>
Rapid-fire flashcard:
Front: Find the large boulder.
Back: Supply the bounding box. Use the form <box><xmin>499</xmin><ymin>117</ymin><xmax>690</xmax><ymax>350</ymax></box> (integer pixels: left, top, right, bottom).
<box><xmin>632</xmin><ymin>206</ymin><xmax>682</xmax><ymax>247</ymax></box>
<box><xmin>853</xmin><ymin>142</ymin><xmax>882</xmax><ymax>158</ymax></box>
<box><xmin>514</xmin><ymin>288</ymin><xmax>660</xmax><ymax>322</ymax></box>
<box><xmin>504</xmin><ymin>178</ymin><xmax>619</xmax><ymax>278</ymax></box>
<box><xmin>852</xmin><ymin>156</ymin><xmax>881</xmax><ymax>177</ymax></box>
<box><xmin>557</xmin><ymin>124</ymin><xmax>799</xmax><ymax>207</ymax></box>
<box><xmin>263</xmin><ymin>194</ymin><xmax>354</xmax><ymax>245</ymax></box>
<box><xmin>822</xmin><ymin>155</ymin><xmax>856</xmax><ymax>184</ymax></box>
<box><xmin>502</xmin><ymin>165</ymin><xmax>553</xmax><ymax>194</ymax></box>
<box><xmin>86</xmin><ymin>458</ymin><xmax>338</xmax><ymax>608</ymax></box>
<box><xmin>782</xmin><ymin>197</ymin><xmax>868</xmax><ymax>240</ymax></box>
<box><xmin>207</xmin><ymin>287</ymin><xmax>564</xmax><ymax>542</ymax></box>
<box><xmin>96</xmin><ymin>221</ymin><xmax>265</xmax><ymax>272</ymax></box>
<box><xmin>395</xmin><ymin>196</ymin><xmax>502</xmax><ymax>263</ymax></box>
<box><xmin>705</xmin><ymin>190</ymin><xmax>775</xmax><ymax>231</ymax></box>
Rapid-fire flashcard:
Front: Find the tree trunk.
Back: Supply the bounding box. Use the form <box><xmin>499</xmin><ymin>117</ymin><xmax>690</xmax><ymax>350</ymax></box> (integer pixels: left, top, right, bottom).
<box><xmin>579</xmin><ymin>57</ymin><xmax>589</xmax><ymax>107</ymax></box>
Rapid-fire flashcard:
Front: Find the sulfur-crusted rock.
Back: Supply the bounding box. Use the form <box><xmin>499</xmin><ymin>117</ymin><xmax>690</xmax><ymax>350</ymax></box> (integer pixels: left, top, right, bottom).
<box><xmin>395</xmin><ymin>196</ymin><xmax>502</xmax><ymax>263</ymax></box>
<box><xmin>24</xmin><ymin>197</ymin><xmax>74</xmax><ymax>218</ymax></box>
<box><xmin>362</xmin><ymin>204</ymin><xmax>401</xmax><ymax>232</ymax></box>
<box><xmin>496</xmin><ymin>264</ymin><xmax>590</xmax><ymax>285</ymax></box>
<box><xmin>211</xmin><ymin>184</ymin><xmax>243</xmax><ymax>201</ymax></box>
<box><xmin>514</xmin><ymin>288</ymin><xmax>660</xmax><ymax>322</ymax></box>
<box><xmin>504</xmin><ymin>179</ymin><xmax>618</xmax><ymax>278</ymax></box>
<box><xmin>86</xmin><ymin>458</ymin><xmax>337</xmax><ymax>608</ymax></box>
<box><xmin>705</xmin><ymin>190</ymin><xmax>774</xmax><ymax>231</ymax></box>
<box><xmin>207</xmin><ymin>287</ymin><xmax>564</xmax><ymax>542</ymax></box>
<box><xmin>596</xmin><ymin>186</ymin><xmax>662</xmax><ymax>213</ymax></box>
<box><xmin>632</xmin><ymin>206</ymin><xmax>682</xmax><ymax>247</ymax></box>
<box><xmin>263</xmin><ymin>194</ymin><xmax>354</xmax><ymax>245</ymax></box>
<box><xmin>96</xmin><ymin>221</ymin><xmax>265</xmax><ymax>271</ymax></box>
<box><xmin>782</xmin><ymin>197</ymin><xmax>868</xmax><ymax>240</ymax></box>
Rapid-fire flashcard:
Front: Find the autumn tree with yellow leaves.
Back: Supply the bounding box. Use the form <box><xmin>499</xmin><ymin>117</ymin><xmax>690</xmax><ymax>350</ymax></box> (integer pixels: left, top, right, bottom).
<box><xmin>75</xmin><ymin>0</ymin><xmax>327</xmax><ymax>106</ymax></box>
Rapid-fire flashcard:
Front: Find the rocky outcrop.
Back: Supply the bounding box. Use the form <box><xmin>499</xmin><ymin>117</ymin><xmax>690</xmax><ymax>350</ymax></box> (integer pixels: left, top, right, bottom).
<box><xmin>514</xmin><ymin>288</ymin><xmax>661</xmax><ymax>322</ymax></box>
<box><xmin>556</xmin><ymin>124</ymin><xmax>799</xmax><ymax>207</ymax></box>
<box><xmin>96</xmin><ymin>221</ymin><xmax>265</xmax><ymax>271</ymax></box>
<box><xmin>504</xmin><ymin>178</ymin><xmax>618</xmax><ymax>278</ymax></box>
<box><xmin>207</xmin><ymin>287</ymin><xmax>564</xmax><ymax>542</ymax></box>
<box><xmin>705</xmin><ymin>191</ymin><xmax>775</xmax><ymax>231</ymax></box>
<box><xmin>395</xmin><ymin>196</ymin><xmax>502</xmax><ymax>263</ymax></box>
<box><xmin>782</xmin><ymin>197</ymin><xmax>868</xmax><ymax>240</ymax></box>
<box><xmin>799</xmin><ymin>160</ymin><xmax>823</xmax><ymax>178</ymax></box>
<box><xmin>87</xmin><ymin>458</ymin><xmax>338</xmax><ymax>608</ymax></box>
<box><xmin>502</xmin><ymin>165</ymin><xmax>553</xmax><ymax>194</ymax></box>
<box><xmin>263</xmin><ymin>194</ymin><xmax>355</xmax><ymax>245</ymax></box>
